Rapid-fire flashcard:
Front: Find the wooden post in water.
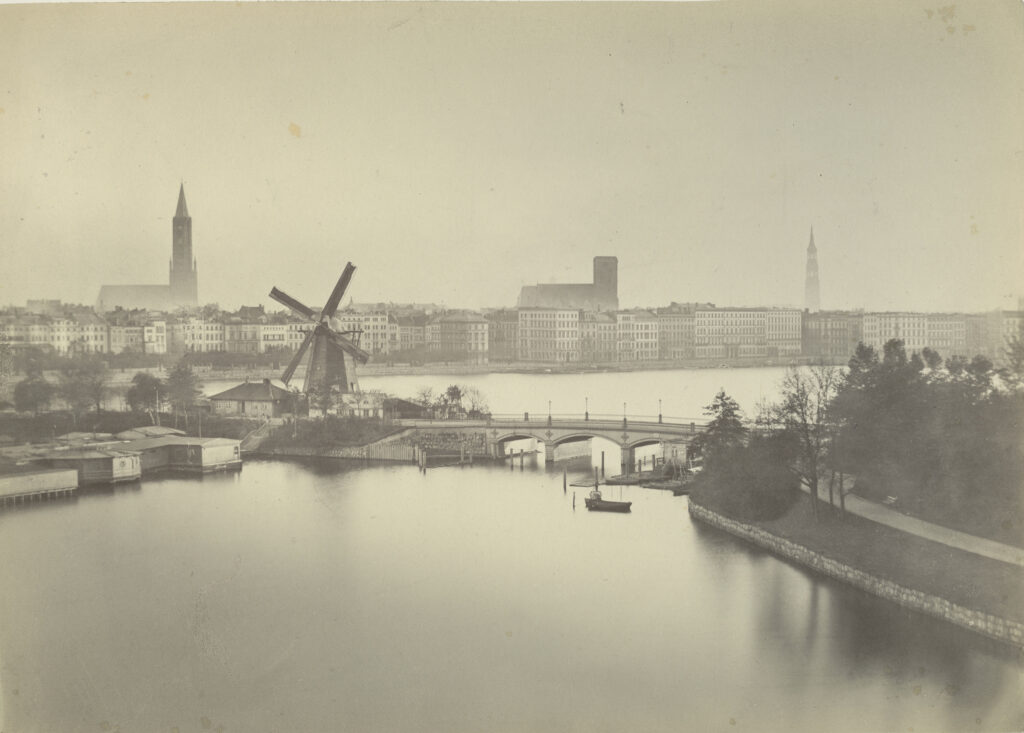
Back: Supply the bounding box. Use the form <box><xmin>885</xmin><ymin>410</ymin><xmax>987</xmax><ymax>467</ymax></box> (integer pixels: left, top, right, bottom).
<box><xmin>572</xmin><ymin>491</ymin><xmax>575</xmax><ymax>510</ymax></box>
<box><xmin>601</xmin><ymin>451</ymin><xmax>605</xmax><ymax>478</ymax></box>
<box><xmin>519</xmin><ymin>448</ymin><xmax>524</xmax><ymax>470</ymax></box>
<box><xmin>563</xmin><ymin>469</ymin><xmax>567</xmax><ymax>493</ymax></box>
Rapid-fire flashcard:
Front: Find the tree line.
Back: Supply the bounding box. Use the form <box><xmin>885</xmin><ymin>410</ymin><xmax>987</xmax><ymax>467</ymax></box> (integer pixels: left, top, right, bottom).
<box><xmin>10</xmin><ymin>352</ymin><xmax>205</xmax><ymax>429</ymax></box>
<box><xmin>691</xmin><ymin>334</ymin><xmax>1024</xmax><ymax>543</ymax></box>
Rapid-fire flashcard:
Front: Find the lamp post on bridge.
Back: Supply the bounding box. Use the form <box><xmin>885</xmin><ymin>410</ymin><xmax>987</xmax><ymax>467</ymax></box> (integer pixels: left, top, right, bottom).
<box><xmin>659</xmin><ymin>399</ymin><xmax>662</xmax><ymax>424</ymax></box>
<box><xmin>585</xmin><ymin>396</ymin><xmax>589</xmax><ymax>421</ymax></box>
<box><xmin>623</xmin><ymin>402</ymin><xmax>627</xmax><ymax>428</ymax></box>
<box><xmin>548</xmin><ymin>400</ymin><xmax>552</xmax><ymax>426</ymax></box>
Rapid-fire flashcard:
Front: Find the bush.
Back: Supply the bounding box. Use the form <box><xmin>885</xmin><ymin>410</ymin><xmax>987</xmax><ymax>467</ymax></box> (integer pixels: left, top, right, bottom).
<box><xmin>689</xmin><ymin>438</ymin><xmax>799</xmax><ymax>522</ymax></box>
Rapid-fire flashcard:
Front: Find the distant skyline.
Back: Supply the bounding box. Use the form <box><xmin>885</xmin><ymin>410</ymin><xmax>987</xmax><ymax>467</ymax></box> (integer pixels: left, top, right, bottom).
<box><xmin>1</xmin><ymin>2</ymin><xmax>1022</xmax><ymax>313</ymax></box>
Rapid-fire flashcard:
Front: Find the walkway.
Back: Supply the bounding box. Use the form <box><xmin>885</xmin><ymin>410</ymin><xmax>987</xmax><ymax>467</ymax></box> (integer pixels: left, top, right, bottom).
<box><xmin>812</xmin><ymin>488</ymin><xmax>1024</xmax><ymax>567</ymax></box>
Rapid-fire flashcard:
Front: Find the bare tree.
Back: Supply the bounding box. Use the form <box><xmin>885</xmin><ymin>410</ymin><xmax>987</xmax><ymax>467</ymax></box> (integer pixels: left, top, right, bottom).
<box><xmin>762</xmin><ymin>365</ymin><xmax>843</xmax><ymax>521</ymax></box>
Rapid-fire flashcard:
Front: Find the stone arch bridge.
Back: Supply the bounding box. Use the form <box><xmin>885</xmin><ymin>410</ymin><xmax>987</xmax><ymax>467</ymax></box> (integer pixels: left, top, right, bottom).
<box><xmin>396</xmin><ymin>415</ymin><xmax>707</xmax><ymax>472</ymax></box>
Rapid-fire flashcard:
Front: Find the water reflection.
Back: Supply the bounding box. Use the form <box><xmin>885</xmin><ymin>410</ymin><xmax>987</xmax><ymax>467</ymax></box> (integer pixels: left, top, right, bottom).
<box><xmin>0</xmin><ymin>458</ymin><xmax>1020</xmax><ymax>733</ymax></box>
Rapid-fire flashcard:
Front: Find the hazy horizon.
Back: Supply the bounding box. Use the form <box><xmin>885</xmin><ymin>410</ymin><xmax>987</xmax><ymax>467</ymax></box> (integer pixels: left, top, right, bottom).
<box><xmin>2</xmin><ymin>1</ymin><xmax>1022</xmax><ymax>313</ymax></box>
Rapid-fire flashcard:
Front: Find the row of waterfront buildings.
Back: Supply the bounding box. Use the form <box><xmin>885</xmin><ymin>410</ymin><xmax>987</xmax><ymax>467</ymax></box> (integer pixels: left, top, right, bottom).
<box><xmin>2</xmin><ymin>300</ymin><xmax>1021</xmax><ymax>365</ymax></box>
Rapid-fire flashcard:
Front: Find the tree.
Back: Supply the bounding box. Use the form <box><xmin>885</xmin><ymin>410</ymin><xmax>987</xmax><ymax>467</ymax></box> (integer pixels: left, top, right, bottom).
<box><xmin>14</xmin><ymin>375</ymin><xmax>55</xmax><ymax>416</ymax></box>
<box><xmin>444</xmin><ymin>385</ymin><xmax>463</xmax><ymax>409</ymax></box>
<box><xmin>165</xmin><ymin>358</ymin><xmax>203</xmax><ymax>428</ymax></box>
<box><xmin>462</xmin><ymin>386</ymin><xmax>490</xmax><ymax>417</ymax></box>
<box><xmin>760</xmin><ymin>365</ymin><xmax>843</xmax><ymax>520</ymax></box>
<box><xmin>126</xmin><ymin>372</ymin><xmax>164</xmax><ymax>414</ymax></box>
<box><xmin>691</xmin><ymin>390</ymin><xmax>747</xmax><ymax>467</ymax></box>
<box><xmin>414</xmin><ymin>386</ymin><xmax>435</xmax><ymax>407</ymax></box>
<box><xmin>0</xmin><ymin>335</ymin><xmax>12</xmax><ymax>394</ymax></box>
<box><xmin>58</xmin><ymin>353</ymin><xmax>110</xmax><ymax>418</ymax></box>
<box><xmin>1003</xmin><ymin>322</ymin><xmax>1024</xmax><ymax>387</ymax></box>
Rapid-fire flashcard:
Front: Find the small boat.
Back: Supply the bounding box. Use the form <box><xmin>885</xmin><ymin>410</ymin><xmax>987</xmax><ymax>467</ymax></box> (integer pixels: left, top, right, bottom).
<box><xmin>584</xmin><ymin>488</ymin><xmax>632</xmax><ymax>513</ymax></box>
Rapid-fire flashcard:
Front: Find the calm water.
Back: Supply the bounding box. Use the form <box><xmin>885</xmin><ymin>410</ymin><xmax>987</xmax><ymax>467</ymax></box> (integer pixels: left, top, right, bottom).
<box><xmin>2</xmin><ymin>370</ymin><xmax>1022</xmax><ymax>732</ymax></box>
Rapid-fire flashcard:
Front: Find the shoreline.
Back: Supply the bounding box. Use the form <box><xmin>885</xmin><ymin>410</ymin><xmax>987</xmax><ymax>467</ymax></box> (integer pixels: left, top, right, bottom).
<box><xmin>687</xmin><ymin>500</ymin><xmax>1024</xmax><ymax>650</ymax></box>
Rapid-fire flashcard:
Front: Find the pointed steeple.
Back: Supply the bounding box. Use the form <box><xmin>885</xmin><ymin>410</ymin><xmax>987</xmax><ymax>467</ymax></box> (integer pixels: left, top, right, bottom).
<box><xmin>804</xmin><ymin>226</ymin><xmax>820</xmax><ymax>313</ymax></box>
<box><xmin>175</xmin><ymin>183</ymin><xmax>189</xmax><ymax>218</ymax></box>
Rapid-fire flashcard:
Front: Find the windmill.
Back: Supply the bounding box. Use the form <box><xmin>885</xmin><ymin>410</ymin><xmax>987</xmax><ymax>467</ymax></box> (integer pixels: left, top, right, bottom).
<box><xmin>269</xmin><ymin>262</ymin><xmax>370</xmax><ymax>400</ymax></box>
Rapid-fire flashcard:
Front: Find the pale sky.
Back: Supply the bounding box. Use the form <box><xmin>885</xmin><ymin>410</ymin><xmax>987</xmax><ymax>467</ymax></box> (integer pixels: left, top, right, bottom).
<box><xmin>1</xmin><ymin>1</ymin><xmax>1022</xmax><ymax>312</ymax></box>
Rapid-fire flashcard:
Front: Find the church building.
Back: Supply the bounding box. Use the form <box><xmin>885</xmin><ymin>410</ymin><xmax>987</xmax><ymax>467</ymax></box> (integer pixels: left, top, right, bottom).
<box><xmin>96</xmin><ymin>184</ymin><xmax>199</xmax><ymax>313</ymax></box>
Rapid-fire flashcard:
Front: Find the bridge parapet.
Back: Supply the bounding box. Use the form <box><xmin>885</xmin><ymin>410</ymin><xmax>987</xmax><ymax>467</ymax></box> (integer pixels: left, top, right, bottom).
<box><xmin>395</xmin><ymin>415</ymin><xmax>708</xmax><ymax>467</ymax></box>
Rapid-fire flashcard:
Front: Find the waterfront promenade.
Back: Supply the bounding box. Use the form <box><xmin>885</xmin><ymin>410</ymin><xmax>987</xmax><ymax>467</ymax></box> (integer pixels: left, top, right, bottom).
<box><xmin>826</xmin><ymin>488</ymin><xmax>1024</xmax><ymax>567</ymax></box>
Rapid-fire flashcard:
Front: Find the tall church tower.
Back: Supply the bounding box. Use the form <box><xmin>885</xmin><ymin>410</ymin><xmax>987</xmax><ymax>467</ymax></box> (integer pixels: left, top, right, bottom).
<box><xmin>169</xmin><ymin>183</ymin><xmax>198</xmax><ymax>307</ymax></box>
<box><xmin>804</xmin><ymin>227</ymin><xmax>820</xmax><ymax>313</ymax></box>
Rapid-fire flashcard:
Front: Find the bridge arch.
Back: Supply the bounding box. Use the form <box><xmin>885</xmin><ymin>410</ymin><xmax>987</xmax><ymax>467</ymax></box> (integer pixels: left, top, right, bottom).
<box><xmin>550</xmin><ymin>432</ymin><xmax>612</xmax><ymax>448</ymax></box>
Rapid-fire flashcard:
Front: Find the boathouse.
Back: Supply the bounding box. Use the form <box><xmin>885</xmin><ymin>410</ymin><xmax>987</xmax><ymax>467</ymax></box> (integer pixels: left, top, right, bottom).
<box><xmin>42</xmin><ymin>449</ymin><xmax>142</xmax><ymax>485</ymax></box>
<box><xmin>123</xmin><ymin>435</ymin><xmax>242</xmax><ymax>474</ymax></box>
<box><xmin>0</xmin><ymin>467</ymin><xmax>78</xmax><ymax>505</ymax></box>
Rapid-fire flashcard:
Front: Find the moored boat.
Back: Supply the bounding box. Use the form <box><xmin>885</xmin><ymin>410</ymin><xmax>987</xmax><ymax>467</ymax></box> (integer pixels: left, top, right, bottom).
<box><xmin>584</xmin><ymin>489</ymin><xmax>632</xmax><ymax>513</ymax></box>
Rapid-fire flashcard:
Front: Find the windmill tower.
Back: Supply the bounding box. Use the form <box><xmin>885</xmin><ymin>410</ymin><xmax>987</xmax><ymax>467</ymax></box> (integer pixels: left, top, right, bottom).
<box><xmin>804</xmin><ymin>227</ymin><xmax>820</xmax><ymax>313</ymax></box>
<box><xmin>269</xmin><ymin>263</ymin><xmax>370</xmax><ymax>400</ymax></box>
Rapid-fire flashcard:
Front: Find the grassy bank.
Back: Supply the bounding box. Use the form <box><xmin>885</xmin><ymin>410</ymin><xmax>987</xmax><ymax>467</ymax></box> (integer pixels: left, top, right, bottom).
<box><xmin>259</xmin><ymin>416</ymin><xmax>403</xmax><ymax>451</ymax></box>
<box><xmin>691</xmin><ymin>493</ymin><xmax>1024</xmax><ymax>625</ymax></box>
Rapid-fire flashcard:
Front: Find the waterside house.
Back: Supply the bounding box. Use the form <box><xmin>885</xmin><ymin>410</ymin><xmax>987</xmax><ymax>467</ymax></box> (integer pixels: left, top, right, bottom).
<box><xmin>209</xmin><ymin>379</ymin><xmax>295</xmax><ymax>419</ymax></box>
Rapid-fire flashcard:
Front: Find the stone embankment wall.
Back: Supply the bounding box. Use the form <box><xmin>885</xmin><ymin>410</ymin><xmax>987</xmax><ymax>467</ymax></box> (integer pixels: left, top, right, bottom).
<box><xmin>260</xmin><ymin>442</ymin><xmax>416</xmax><ymax>462</ymax></box>
<box><xmin>688</xmin><ymin>501</ymin><xmax>1024</xmax><ymax>649</ymax></box>
<box><xmin>397</xmin><ymin>430</ymin><xmax>488</xmax><ymax>456</ymax></box>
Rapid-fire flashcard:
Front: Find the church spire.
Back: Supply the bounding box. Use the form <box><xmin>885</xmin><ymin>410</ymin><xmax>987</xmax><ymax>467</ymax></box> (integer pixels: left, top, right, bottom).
<box><xmin>175</xmin><ymin>183</ymin><xmax>189</xmax><ymax>218</ymax></box>
<box><xmin>804</xmin><ymin>226</ymin><xmax>820</xmax><ymax>313</ymax></box>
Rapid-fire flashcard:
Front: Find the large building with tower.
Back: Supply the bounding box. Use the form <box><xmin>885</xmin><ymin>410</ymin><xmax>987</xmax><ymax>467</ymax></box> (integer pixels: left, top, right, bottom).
<box><xmin>95</xmin><ymin>184</ymin><xmax>199</xmax><ymax>313</ymax></box>
<box><xmin>517</xmin><ymin>256</ymin><xmax>618</xmax><ymax>311</ymax></box>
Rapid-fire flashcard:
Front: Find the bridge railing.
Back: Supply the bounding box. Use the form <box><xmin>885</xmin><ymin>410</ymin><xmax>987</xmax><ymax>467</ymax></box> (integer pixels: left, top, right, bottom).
<box><xmin>398</xmin><ymin>413</ymin><xmax>709</xmax><ymax>429</ymax></box>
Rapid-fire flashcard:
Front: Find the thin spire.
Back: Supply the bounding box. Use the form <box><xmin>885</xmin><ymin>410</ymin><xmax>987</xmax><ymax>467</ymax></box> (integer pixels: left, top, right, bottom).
<box><xmin>808</xmin><ymin>226</ymin><xmax>816</xmax><ymax>250</ymax></box>
<box><xmin>175</xmin><ymin>182</ymin><xmax>189</xmax><ymax>218</ymax></box>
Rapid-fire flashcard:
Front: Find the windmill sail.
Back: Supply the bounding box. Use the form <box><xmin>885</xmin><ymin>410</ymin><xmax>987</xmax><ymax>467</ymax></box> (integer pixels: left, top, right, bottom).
<box><xmin>270</xmin><ymin>262</ymin><xmax>367</xmax><ymax>402</ymax></box>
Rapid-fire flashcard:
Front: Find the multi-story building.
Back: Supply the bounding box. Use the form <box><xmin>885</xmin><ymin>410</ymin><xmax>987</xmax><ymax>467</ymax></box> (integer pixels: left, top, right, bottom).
<box><xmin>616</xmin><ymin>309</ymin><xmax>659</xmax><ymax>362</ymax></box>
<box><xmin>484</xmin><ymin>309</ymin><xmax>519</xmax><ymax>362</ymax></box>
<box><xmin>695</xmin><ymin>307</ymin><xmax>768</xmax><ymax>359</ymax></box>
<box><xmin>48</xmin><ymin>313</ymin><xmax>110</xmax><ymax>355</ymax></box>
<box><xmin>334</xmin><ymin>311</ymin><xmax>391</xmax><ymax>355</ymax></box>
<box><xmin>0</xmin><ymin>313</ymin><xmax>52</xmax><ymax>352</ymax></box>
<box><xmin>260</xmin><ymin>322</ymin><xmax>289</xmax><ymax>353</ymax></box>
<box><xmin>656</xmin><ymin>304</ymin><xmax>701</xmax><ymax>360</ymax></box>
<box><xmin>171</xmin><ymin>317</ymin><xmax>225</xmax><ymax>353</ymax></box>
<box><xmin>925</xmin><ymin>314</ymin><xmax>968</xmax><ymax>357</ymax></box>
<box><xmin>286</xmin><ymin>322</ymin><xmax>311</xmax><ymax>352</ymax></box>
<box><xmin>802</xmin><ymin>311</ymin><xmax>863</xmax><ymax>362</ymax></box>
<box><xmin>394</xmin><ymin>314</ymin><xmax>427</xmax><ymax>353</ymax></box>
<box><xmin>862</xmin><ymin>312</ymin><xmax>929</xmax><ymax>353</ymax></box>
<box><xmin>986</xmin><ymin>310</ymin><xmax>1024</xmax><ymax>361</ymax></box>
<box><xmin>428</xmin><ymin>312</ymin><xmax>490</xmax><ymax>364</ymax></box>
<box><xmin>144</xmin><ymin>321</ymin><xmax>167</xmax><ymax>354</ymax></box>
<box><xmin>517</xmin><ymin>308</ymin><xmax>580</xmax><ymax>362</ymax></box>
<box><xmin>108</xmin><ymin>324</ymin><xmax>145</xmax><ymax>354</ymax></box>
<box><xmin>224</xmin><ymin>321</ymin><xmax>262</xmax><ymax>353</ymax></box>
<box><xmin>766</xmin><ymin>308</ymin><xmax>803</xmax><ymax>357</ymax></box>
<box><xmin>965</xmin><ymin>314</ymin><xmax>990</xmax><ymax>358</ymax></box>
<box><xmin>580</xmin><ymin>311</ymin><xmax>616</xmax><ymax>363</ymax></box>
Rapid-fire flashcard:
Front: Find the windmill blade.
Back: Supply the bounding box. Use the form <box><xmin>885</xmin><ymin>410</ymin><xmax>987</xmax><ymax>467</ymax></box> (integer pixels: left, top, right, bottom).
<box><xmin>282</xmin><ymin>329</ymin><xmax>315</xmax><ymax>384</ymax></box>
<box><xmin>270</xmin><ymin>287</ymin><xmax>317</xmax><ymax>321</ymax></box>
<box><xmin>320</xmin><ymin>262</ymin><xmax>356</xmax><ymax>320</ymax></box>
<box><xmin>325</xmin><ymin>328</ymin><xmax>370</xmax><ymax>363</ymax></box>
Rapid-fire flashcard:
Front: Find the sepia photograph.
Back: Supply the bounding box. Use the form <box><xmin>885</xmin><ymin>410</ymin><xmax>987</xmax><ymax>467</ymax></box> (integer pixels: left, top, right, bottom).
<box><xmin>0</xmin><ymin>1</ymin><xmax>1022</xmax><ymax>731</ymax></box>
